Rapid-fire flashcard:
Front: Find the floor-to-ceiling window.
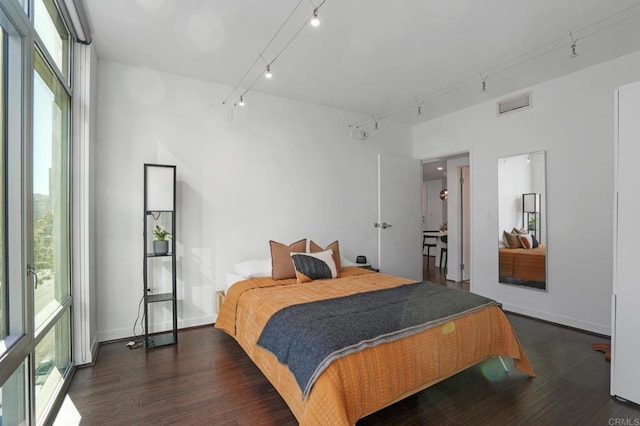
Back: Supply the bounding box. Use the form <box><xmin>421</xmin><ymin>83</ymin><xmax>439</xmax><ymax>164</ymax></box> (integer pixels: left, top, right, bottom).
<box><xmin>0</xmin><ymin>0</ymin><xmax>75</xmax><ymax>424</ymax></box>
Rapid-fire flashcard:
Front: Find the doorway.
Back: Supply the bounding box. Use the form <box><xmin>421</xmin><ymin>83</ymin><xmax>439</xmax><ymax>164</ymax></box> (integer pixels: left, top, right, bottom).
<box><xmin>421</xmin><ymin>153</ymin><xmax>470</xmax><ymax>287</ymax></box>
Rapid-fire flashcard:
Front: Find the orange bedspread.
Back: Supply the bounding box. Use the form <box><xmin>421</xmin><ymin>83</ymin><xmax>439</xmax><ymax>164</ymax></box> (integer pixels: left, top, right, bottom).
<box><xmin>499</xmin><ymin>245</ymin><xmax>546</xmax><ymax>283</ymax></box>
<box><xmin>215</xmin><ymin>268</ymin><xmax>535</xmax><ymax>425</ymax></box>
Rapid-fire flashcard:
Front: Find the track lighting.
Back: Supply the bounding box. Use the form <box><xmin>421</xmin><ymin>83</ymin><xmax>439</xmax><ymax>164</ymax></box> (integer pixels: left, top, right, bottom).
<box><xmin>310</xmin><ymin>8</ymin><xmax>320</xmax><ymax>27</ymax></box>
<box><xmin>479</xmin><ymin>72</ymin><xmax>487</xmax><ymax>92</ymax></box>
<box><xmin>222</xmin><ymin>0</ymin><xmax>325</xmax><ymax>106</ymax></box>
<box><xmin>569</xmin><ymin>31</ymin><xmax>578</xmax><ymax>59</ymax></box>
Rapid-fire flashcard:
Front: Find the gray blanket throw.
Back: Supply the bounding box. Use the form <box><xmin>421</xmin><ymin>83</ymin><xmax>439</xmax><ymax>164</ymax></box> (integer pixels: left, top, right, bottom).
<box><xmin>256</xmin><ymin>281</ymin><xmax>497</xmax><ymax>398</ymax></box>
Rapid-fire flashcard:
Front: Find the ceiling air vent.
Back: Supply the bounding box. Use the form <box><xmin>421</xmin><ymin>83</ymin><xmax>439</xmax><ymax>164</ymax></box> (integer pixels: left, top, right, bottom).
<box><xmin>497</xmin><ymin>92</ymin><xmax>531</xmax><ymax>116</ymax></box>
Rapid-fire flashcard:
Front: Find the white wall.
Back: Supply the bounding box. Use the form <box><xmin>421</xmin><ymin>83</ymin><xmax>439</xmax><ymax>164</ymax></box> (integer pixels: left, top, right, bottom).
<box><xmin>95</xmin><ymin>60</ymin><xmax>412</xmax><ymax>341</ymax></box>
<box><xmin>413</xmin><ymin>49</ymin><xmax>640</xmax><ymax>335</ymax></box>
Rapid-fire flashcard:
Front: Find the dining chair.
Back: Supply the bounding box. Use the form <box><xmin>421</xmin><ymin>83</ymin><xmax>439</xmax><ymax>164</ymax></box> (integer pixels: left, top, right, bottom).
<box><xmin>422</xmin><ymin>232</ymin><xmax>437</xmax><ymax>258</ymax></box>
<box><xmin>439</xmin><ymin>235</ymin><xmax>448</xmax><ymax>270</ymax></box>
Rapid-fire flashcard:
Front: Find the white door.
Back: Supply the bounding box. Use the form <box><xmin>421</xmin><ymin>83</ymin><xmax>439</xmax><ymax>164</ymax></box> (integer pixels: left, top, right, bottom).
<box><xmin>445</xmin><ymin>156</ymin><xmax>469</xmax><ymax>282</ymax></box>
<box><xmin>377</xmin><ymin>153</ymin><xmax>422</xmax><ymax>281</ymax></box>
<box><xmin>612</xmin><ymin>82</ymin><xmax>640</xmax><ymax>405</ymax></box>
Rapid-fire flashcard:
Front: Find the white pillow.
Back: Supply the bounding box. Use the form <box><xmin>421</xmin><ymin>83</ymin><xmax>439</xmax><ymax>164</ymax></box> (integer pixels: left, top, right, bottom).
<box><xmin>340</xmin><ymin>256</ymin><xmax>359</xmax><ymax>268</ymax></box>
<box><xmin>232</xmin><ymin>258</ymin><xmax>272</xmax><ymax>278</ymax></box>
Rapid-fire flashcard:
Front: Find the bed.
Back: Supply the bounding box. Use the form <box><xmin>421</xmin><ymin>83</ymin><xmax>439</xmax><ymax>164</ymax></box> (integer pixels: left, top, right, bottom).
<box><xmin>499</xmin><ymin>245</ymin><xmax>546</xmax><ymax>283</ymax></box>
<box><xmin>215</xmin><ymin>267</ymin><xmax>535</xmax><ymax>425</ymax></box>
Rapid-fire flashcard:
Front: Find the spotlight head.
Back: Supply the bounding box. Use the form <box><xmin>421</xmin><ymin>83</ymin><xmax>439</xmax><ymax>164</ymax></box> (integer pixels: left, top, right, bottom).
<box><xmin>310</xmin><ymin>8</ymin><xmax>320</xmax><ymax>26</ymax></box>
<box><xmin>569</xmin><ymin>44</ymin><xmax>578</xmax><ymax>59</ymax></box>
<box><xmin>238</xmin><ymin>96</ymin><xmax>245</xmax><ymax>107</ymax></box>
<box><xmin>265</xmin><ymin>65</ymin><xmax>272</xmax><ymax>79</ymax></box>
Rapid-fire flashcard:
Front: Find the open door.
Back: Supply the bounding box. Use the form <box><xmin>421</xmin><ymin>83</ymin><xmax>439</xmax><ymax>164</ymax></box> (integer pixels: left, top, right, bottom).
<box><xmin>377</xmin><ymin>153</ymin><xmax>422</xmax><ymax>281</ymax></box>
<box><xmin>462</xmin><ymin>166</ymin><xmax>471</xmax><ymax>281</ymax></box>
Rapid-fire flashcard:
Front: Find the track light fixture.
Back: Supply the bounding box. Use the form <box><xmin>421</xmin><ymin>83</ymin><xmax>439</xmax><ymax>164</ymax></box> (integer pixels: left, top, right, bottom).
<box><xmin>238</xmin><ymin>96</ymin><xmax>245</xmax><ymax>107</ymax></box>
<box><xmin>310</xmin><ymin>8</ymin><xmax>320</xmax><ymax>27</ymax></box>
<box><xmin>265</xmin><ymin>65</ymin><xmax>273</xmax><ymax>79</ymax></box>
<box><xmin>569</xmin><ymin>30</ymin><xmax>578</xmax><ymax>59</ymax></box>
<box><xmin>479</xmin><ymin>72</ymin><xmax>488</xmax><ymax>92</ymax></box>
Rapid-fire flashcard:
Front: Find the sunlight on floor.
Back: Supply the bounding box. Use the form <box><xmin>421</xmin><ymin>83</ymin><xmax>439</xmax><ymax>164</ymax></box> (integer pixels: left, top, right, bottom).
<box><xmin>53</xmin><ymin>394</ymin><xmax>81</xmax><ymax>425</ymax></box>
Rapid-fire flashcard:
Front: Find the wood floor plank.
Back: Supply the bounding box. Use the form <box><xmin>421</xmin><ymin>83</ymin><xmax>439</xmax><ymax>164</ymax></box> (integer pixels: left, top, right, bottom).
<box><xmin>60</xmin><ymin>311</ymin><xmax>640</xmax><ymax>425</ymax></box>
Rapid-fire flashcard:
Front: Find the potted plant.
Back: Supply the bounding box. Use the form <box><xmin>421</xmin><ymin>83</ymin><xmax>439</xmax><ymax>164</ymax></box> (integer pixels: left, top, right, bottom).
<box><xmin>153</xmin><ymin>225</ymin><xmax>171</xmax><ymax>255</ymax></box>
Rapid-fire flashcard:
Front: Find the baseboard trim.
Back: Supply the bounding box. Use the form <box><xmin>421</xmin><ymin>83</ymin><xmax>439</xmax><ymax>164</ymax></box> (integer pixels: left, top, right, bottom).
<box><xmin>501</xmin><ymin>302</ymin><xmax>610</xmax><ymax>337</ymax></box>
<box><xmin>97</xmin><ymin>315</ymin><xmax>217</xmax><ymax>343</ymax></box>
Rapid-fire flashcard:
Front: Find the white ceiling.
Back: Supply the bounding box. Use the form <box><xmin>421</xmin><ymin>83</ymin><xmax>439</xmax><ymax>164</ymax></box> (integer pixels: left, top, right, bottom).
<box><xmin>81</xmin><ymin>0</ymin><xmax>640</xmax><ymax>127</ymax></box>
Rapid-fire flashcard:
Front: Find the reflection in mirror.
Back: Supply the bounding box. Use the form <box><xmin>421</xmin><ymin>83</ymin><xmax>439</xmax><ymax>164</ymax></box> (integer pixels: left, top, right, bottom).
<box><xmin>498</xmin><ymin>151</ymin><xmax>546</xmax><ymax>290</ymax></box>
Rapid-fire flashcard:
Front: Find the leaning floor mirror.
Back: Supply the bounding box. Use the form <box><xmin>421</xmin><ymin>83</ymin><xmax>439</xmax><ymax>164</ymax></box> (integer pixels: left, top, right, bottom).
<box><xmin>497</xmin><ymin>151</ymin><xmax>547</xmax><ymax>290</ymax></box>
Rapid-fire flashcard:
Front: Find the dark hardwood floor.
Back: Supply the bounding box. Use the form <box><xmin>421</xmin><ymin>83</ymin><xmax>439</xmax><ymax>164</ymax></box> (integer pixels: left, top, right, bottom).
<box><xmin>423</xmin><ymin>254</ymin><xmax>469</xmax><ymax>291</ymax></box>
<box><xmin>59</xmin><ymin>311</ymin><xmax>639</xmax><ymax>425</ymax></box>
<box><xmin>56</xmin><ymin>257</ymin><xmax>634</xmax><ymax>424</ymax></box>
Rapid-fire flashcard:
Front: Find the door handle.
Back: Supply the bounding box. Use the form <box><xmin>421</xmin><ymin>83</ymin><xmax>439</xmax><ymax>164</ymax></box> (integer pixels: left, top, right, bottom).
<box><xmin>374</xmin><ymin>222</ymin><xmax>392</xmax><ymax>229</ymax></box>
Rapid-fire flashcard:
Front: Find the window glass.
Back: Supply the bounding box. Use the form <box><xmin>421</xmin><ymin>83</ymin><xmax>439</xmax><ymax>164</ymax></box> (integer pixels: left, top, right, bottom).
<box><xmin>33</xmin><ymin>49</ymin><xmax>70</xmax><ymax>332</ymax></box>
<box><xmin>34</xmin><ymin>0</ymin><xmax>69</xmax><ymax>79</ymax></box>
<box><xmin>35</xmin><ymin>310</ymin><xmax>71</xmax><ymax>422</ymax></box>
<box><xmin>0</xmin><ymin>360</ymin><xmax>27</xmax><ymax>425</ymax></box>
<box><xmin>0</xmin><ymin>4</ymin><xmax>74</xmax><ymax>423</ymax></box>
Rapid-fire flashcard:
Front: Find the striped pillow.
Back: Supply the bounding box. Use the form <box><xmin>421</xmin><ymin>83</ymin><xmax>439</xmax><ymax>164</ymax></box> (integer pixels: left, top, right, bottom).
<box><xmin>290</xmin><ymin>250</ymin><xmax>337</xmax><ymax>283</ymax></box>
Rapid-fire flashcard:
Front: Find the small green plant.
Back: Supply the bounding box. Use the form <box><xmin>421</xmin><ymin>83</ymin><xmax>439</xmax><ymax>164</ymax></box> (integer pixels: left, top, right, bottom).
<box><xmin>153</xmin><ymin>225</ymin><xmax>171</xmax><ymax>241</ymax></box>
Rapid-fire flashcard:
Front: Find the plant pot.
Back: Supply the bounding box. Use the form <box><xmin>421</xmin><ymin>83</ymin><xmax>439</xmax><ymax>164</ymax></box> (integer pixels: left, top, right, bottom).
<box><xmin>153</xmin><ymin>240</ymin><xmax>169</xmax><ymax>255</ymax></box>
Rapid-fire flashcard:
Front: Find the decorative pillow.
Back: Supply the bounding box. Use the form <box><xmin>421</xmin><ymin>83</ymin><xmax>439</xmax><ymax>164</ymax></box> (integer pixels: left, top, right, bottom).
<box><xmin>269</xmin><ymin>239</ymin><xmax>307</xmax><ymax>280</ymax></box>
<box><xmin>518</xmin><ymin>233</ymin><xmax>534</xmax><ymax>250</ymax></box>
<box><xmin>290</xmin><ymin>250</ymin><xmax>337</xmax><ymax>283</ymax></box>
<box><xmin>512</xmin><ymin>227</ymin><xmax>527</xmax><ymax>235</ymax></box>
<box><xmin>310</xmin><ymin>240</ymin><xmax>342</xmax><ymax>271</ymax></box>
<box><xmin>232</xmin><ymin>258</ymin><xmax>271</xmax><ymax>278</ymax></box>
<box><xmin>503</xmin><ymin>230</ymin><xmax>522</xmax><ymax>249</ymax></box>
<box><xmin>531</xmin><ymin>234</ymin><xmax>540</xmax><ymax>249</ymax></box>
